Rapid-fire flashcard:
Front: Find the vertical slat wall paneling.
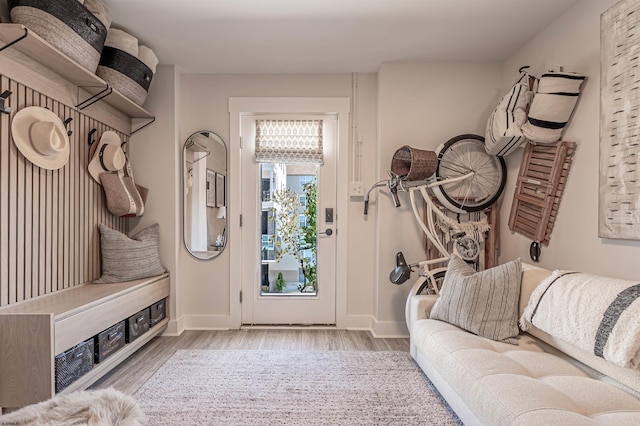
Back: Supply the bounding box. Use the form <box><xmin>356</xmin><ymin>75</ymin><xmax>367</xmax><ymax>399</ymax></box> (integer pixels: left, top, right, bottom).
<box><xmin>37</xmin><ymin>93</ymin><xmax>46</xmax><ymax>298</ymax></box>
<box><xmin>47</xmin><ymin>95</ymin><xmax>56</xmax><ymax>294</ymax></box>
<box><xmin>0</xmin><ymin>76</ymin><xmax>8</xmax><ymax>306</ymax></box>
<box><xmin>16</xmin><ymin>82</ymin><xmax>25</xmax><ymax>301</ymax></box>
<box><xmin>0</xmin><ymin>75</ymin><xmax>128</xmax><ymax>308</ymax></box>
<box><xmin>23</xmin><ymin>85</ymin><xmax>33</xmax><ymax>301</ymax></box>
<box><xmin>8</xmin><ymin>78</ymin><xmax>18</xmax><ymax>305</ymax></box>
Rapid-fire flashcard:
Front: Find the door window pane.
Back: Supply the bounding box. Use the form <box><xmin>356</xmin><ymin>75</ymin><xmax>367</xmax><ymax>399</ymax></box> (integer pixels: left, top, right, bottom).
<box><xmin>260</xmin><ymin>162</ymin><xmax>317</xmax><ymax>295</ymax></box>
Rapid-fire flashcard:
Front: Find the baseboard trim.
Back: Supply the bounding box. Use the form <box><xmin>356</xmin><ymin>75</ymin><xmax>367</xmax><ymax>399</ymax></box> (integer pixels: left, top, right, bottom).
<box><xmin>172</xmin><ymin>314</ymin><xmax>408</xmax><ymax>338</ymax></box>
<box><xmin>371</xmin><ymin>318</ymin><xmax>410</xmax><ymax>338</ymax></box>
<box><xmin>161</xmin><ymin>317</ymin><xmax>184</xmax><ymax>336</ymax></box>
<box><xmin>182</xmin><ymin>314</ymin><xmax>233</xmax><ymax>330</ymax></box>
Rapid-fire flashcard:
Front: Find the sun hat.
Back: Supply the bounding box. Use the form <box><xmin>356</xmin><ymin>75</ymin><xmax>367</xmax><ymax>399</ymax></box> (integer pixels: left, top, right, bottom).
<box><xmin>88</xmin><ymin>130</ymin><xmax>126</xmax><ymax>184</ymax></box>
<box><xmin>11</xmin><ymin>106</ymin><xmax>70</xmax><ymax>170</ymax></box>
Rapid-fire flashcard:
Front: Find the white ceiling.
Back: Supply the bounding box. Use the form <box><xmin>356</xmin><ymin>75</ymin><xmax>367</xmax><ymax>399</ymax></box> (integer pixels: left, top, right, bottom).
<box><xmin>102</xmin><ymin>0</ymin><xmax>583</xmax><ymax>74</ymax></box>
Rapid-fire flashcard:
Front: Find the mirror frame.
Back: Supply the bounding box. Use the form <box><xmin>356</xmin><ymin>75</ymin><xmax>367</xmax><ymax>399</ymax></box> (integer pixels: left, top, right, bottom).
<box><xmin>182</xmin><ymin>130</ymin><xmax>228</xmax><ymax>260</ymax></box>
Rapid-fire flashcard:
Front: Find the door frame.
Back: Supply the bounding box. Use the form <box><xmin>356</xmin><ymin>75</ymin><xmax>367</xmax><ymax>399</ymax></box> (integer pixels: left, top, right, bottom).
<box><xmin>228</xmin><ymin>97</ymin><xmax>350</xmax><ymax>329</ymax></box>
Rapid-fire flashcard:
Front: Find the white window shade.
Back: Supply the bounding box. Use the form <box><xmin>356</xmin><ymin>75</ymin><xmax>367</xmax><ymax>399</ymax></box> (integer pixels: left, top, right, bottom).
<box><xmin>255</xmin><ymin>119</ymin><xmax>323</xmax><ymax>164</ymax></box>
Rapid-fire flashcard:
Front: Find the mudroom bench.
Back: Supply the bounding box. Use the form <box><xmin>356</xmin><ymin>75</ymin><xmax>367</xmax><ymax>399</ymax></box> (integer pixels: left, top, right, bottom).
<box><xmin>0</xmin><ymin>273</ymin><xmax>170</xmax><ymax>412</ymax></box>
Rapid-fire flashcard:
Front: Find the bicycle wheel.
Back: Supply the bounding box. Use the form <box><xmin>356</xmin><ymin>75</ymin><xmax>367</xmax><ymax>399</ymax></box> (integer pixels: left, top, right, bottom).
<box><xmin>432</xmin><ymin>134</ymin><xmax>506</xmax><ymax>213</ymax></box>
<box><xmin>404</xmin><ymin>270</ymin><xmax>447</xmax><ymax>332</ymax></box>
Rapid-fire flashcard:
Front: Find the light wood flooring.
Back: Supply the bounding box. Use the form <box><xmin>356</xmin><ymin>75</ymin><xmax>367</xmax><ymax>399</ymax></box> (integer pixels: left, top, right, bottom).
<box><xmin>91</xmin><ymin>329</ymin><xmax>410</xmax><ymax>395</ymax></box>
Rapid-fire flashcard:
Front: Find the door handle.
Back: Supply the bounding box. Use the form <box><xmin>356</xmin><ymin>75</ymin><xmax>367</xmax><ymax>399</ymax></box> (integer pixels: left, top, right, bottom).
<box><xmin>319</xmin><ymin>228</ymin><xmax>333</xmax><ymax>236</ymax></box>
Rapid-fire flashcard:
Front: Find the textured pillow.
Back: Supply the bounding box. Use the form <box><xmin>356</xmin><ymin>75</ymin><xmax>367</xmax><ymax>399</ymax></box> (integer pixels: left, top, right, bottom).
<box><xmin>94</xmin><ymin>223</ymin><xmax>166</xmax><ymax>283</ymax></box>
<box><xmin>430</xmin><ymin>255</ymin><xmax>522</xmax><ymax>344</ymax></box>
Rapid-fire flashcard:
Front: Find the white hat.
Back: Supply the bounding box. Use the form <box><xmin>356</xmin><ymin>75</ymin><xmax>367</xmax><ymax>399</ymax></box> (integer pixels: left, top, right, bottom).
<box><xmin>88</xmin><ymin>130</ymin><xmax>126</xmax><ymax>184</ymax></box>
<box><xmin>11</xmin><ymin>106</ymin><xmax>70</xmax><ymax>170</ymax></box>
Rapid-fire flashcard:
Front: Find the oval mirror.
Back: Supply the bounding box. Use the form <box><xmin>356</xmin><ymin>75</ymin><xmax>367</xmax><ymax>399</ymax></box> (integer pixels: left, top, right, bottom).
<box><xmin>183</xmin><ymin>130</ymin><xmax>227</xmax><ymax>259</ymax></box>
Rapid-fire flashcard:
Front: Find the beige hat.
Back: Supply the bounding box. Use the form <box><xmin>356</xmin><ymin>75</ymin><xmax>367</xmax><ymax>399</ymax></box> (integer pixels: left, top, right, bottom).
<box><xmin>11</xmin><ymin>106</ymin><xmax>70</xmax><ymax>170</ymax></box>
<box><xmin>88</xmin><ymin>130</ymin><xmax>126</xmax><ymax>183</ymax></box>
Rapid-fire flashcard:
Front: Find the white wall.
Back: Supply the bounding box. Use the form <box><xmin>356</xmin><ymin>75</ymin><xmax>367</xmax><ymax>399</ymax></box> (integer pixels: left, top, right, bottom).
<box><xmin>129</xmin><ymin>65</ymin><xmax>182</xmax><ymax>335</ymax></box>
<box><xmin>375</xmin><ymin>63</ymin><xmax>502</xmax><ymax>335</ymax></box>
<box><xmin>176</xmin><ymin>74</ymin><xmax>378</xmax><ymax>330</ymax></box>
<box><xmin>498</xmin><ymin>0</ymin><xmax>640</xmax><ymax>279</ymax></box>
<box><xmin>132</xmin><ymin>0</ymin><xmax>625</xmax><ymax>337</ymax></box>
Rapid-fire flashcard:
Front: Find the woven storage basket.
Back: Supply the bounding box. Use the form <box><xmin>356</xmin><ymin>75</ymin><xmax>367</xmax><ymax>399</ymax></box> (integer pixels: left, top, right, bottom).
<box><xmin>94</xmin><ymin>321</ymin><xmax>125</xmax><ymax>363</ymax></box>
<box><xmin>8</xmin><ymin>0</ymin><xmax>108</xmax><ymax>72</ymax></box>
<box><xmin>391</xmin><ymin>145</ymin><xmax>438</xmax><ymax>181</ymax></box>
<box><xmin>96</xmin><ymin>46</ymin><xmax>153</xmax><ymax>106</ymax></box>
<box><xmin>54</xmin><ymin>339</ymin><xmax>94</xmax><ymax>393</ymax></box>
<box><xmin>149</xmin><ymin>298</ymin><xmax>166</xmax><ymax>327</ymax></box>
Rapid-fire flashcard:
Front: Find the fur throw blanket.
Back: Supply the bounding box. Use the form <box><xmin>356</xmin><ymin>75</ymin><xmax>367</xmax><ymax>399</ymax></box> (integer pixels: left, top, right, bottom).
<box><xmin>521</xmin><ymin>270</ymin><xmax>640</xmax><ymax>368</ymax></box>
<box><xmin>0</xmin><ymin>388</ymin><xmax>146</xmax><ymax>425</ymax></box>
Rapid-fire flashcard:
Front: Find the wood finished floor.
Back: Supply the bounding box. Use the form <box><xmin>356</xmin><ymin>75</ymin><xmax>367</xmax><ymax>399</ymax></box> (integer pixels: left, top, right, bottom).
<box><xmin>92</xmin><ymin>329</ymin><xmax>410</xmax><ymax>395</ymax></box>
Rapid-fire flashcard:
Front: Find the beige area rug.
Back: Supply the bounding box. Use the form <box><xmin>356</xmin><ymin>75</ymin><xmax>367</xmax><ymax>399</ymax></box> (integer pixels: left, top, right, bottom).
<box><xmin>134</xmin><ymin>349</ymin><xmax>462</xmax><ymax>425</ymax></box>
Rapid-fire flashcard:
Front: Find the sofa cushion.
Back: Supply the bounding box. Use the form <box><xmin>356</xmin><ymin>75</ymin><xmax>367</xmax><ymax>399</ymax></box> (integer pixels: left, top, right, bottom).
<box><xmin>412</xmin><ymin>319</ymin><xmax>640</xmax><ymax>425</ymax></box>
<box><xmin>430</xmin><ymin>256</ymin><xmax>522</xmax><ymax>343</ymax></box>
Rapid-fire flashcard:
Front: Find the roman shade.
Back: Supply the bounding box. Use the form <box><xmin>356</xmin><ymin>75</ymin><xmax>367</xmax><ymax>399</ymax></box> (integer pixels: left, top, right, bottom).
<box><xmin>255</xmin><ymin>119</ymin><xmax>323</xmax><ymax>164</ymax></box>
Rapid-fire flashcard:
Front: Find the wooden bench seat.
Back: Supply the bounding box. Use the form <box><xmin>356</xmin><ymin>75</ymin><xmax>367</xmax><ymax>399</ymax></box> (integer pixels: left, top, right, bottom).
<box><xmin>0</xmin><ymin>274</ymin><xmax>170</xmax><ymax>411</ymax></box>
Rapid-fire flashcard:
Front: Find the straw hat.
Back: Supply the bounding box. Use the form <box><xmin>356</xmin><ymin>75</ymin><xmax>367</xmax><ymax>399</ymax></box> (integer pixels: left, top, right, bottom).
<box><xmin>88</xmin><ymin>131</ymin><xmax>126</xmax><ymax>184</ymax></box>
<box><xmin>11</xmin><ymin>106</ymin><xmax>70</xmax><ymax>170</ymax></box>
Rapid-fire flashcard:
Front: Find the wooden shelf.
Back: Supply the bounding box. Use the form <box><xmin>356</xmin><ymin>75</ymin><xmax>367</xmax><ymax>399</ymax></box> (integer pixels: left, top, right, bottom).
<box><xmin>0</xmin><ymin>274</ymin><xmax>170</xmax><ymax>410</ymax></box>
<box><xmin>0</xmin><ymin>24</ymin><xmax>153</xmax><ymax>120</ymax></box>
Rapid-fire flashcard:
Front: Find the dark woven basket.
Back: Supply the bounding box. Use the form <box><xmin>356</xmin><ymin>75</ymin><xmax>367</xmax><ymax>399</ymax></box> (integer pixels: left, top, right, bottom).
<box><xmin>8</xmin><ymin>0</ymin><xmax>108</xmax><ymax>72</ymax></box>
<box><xmin>96</xmin><ymin>46</ymin><xmax>153</xmax><ymax>106</ymax></box>
<box><xmin>390</xmin><ymin>145</ymin><xmax>438</xmax><ymax>181</ymax></box>
<box><xmin>54</xmin><ymin>339</ymin><xmax>94</xmax><ymax>393</ymax></box>
<box><xmin>94</xmin><ymin>321</ymin><xmax>125</xmax><ymax>363</ymax></box>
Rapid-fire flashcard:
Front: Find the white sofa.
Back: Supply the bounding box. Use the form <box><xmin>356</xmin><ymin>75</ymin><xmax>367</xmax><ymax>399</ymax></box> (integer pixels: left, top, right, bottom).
<box><xmin>408</xmin><ymin>263</ymin><xmax>640</xmax><ymax>425</ymax></box>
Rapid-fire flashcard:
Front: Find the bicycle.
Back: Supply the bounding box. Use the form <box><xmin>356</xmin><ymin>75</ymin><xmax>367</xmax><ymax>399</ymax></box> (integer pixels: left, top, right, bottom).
<box><xmin>363</xmin><ymin>134</ymin><xmax>506</xmax><ymax>329</ymax></box>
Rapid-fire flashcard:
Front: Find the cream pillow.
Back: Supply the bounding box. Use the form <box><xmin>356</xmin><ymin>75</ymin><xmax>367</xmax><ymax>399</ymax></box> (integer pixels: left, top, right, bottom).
<box><xmin>430</xmin><ymin>255</ymin><xmax>522</xmax><ymax>344</ymax></box>
<box><xmin>94</xmin><ymin>223</ymin><xmax>166</xmax><ymax>283</ymax></box>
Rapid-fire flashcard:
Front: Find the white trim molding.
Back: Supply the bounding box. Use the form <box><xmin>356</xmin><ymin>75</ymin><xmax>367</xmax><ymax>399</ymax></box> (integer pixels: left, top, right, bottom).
<box><xmin>228</xmin><ymin>97</ymin><xmax>350</xmax><ymax>329</ymax></box>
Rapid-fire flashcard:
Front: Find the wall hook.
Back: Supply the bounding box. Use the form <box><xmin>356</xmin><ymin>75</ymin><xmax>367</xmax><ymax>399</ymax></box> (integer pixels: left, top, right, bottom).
<box><xmin>0</xmin><ymin>90</ymin><xmax>12</xmax><ymax>114</ymax></box>
<box><xmin>88</xmin><ymin>128</ymin><xmax>97</xmax><ymax>146</ymax></box>
<box><xmin>63</xmin><ymin>117</ymin><xmax>73</xmax><ymax>137</ymax></box>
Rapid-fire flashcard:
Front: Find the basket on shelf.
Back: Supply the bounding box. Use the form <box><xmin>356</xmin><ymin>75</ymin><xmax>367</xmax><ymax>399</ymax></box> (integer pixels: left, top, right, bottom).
<box><xmin>96</xmin><ymin>28</ymin><xmax>158</xmax><ymax>106</ymax></box>
<box><xmin>8</xmin><ymin>0</ymin><xmax>112</xmax><ymax>72</ymax></box>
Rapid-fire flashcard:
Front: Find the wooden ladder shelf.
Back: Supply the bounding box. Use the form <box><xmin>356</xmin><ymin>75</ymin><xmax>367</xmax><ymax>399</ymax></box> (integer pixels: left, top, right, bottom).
<box><xmin>508</xmin><ymin>141</ymin><xmax>576</xmax><ymax>244</ymax></box>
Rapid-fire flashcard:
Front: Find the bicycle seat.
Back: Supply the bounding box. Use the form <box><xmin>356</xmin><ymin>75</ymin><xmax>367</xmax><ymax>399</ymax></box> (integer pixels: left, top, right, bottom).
<box><xmin>390</xmin><ymin>251</ymin><xmax>411</xmax><ymax>285</ymax></box>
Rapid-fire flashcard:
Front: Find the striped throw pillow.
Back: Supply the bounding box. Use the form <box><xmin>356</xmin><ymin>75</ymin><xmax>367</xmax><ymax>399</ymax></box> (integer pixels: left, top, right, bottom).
<box><xmin>430</xmin><ymin>256</ymin><xmax>522</xmax><ymax>344</ymax></box>
<box><xmin>94</xmin><ymin>223</ymin><xmax>166</xmax><ymax>283</ymax></box>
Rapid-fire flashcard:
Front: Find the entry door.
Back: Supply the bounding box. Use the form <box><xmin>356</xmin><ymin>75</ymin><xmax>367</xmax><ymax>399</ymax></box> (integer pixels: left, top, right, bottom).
<box><xmin>241</xmin><ymin>114</ymin><xmax>337</xmax><ymax>325</ymax></box>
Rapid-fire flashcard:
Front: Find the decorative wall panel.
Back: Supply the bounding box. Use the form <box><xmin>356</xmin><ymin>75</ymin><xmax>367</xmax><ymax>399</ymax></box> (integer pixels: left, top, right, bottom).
<box><xmin>600</xmin><ymin>0</ymin><xmax>640</xmax><ymax>239</ymax></box>
<box><xmin>0</xmin><ymin>74</ymin><xmax>127</xmax><ymax>307</ymax></box>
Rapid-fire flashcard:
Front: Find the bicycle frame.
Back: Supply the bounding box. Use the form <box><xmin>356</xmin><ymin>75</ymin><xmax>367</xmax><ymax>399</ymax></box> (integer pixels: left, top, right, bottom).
<box><xmin>401</xmin><ymin>172</ymin><xmax>474</xmax><ymax>293</ymax></box>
